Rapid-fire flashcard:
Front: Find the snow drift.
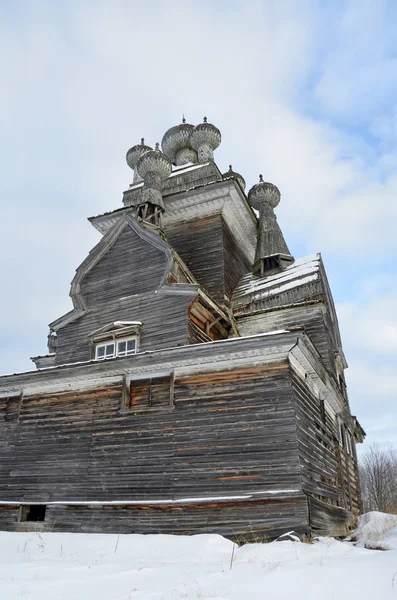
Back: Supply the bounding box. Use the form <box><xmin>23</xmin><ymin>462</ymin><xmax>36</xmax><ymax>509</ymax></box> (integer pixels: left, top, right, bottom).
<box><xmin>1</xmin><ymin>515</ymin><xmax>397</xmax><ymax>599</ymax></box>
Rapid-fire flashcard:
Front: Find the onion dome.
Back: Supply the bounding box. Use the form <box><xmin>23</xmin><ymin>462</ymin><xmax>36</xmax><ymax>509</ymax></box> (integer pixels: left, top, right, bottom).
<box><xmin>136</xmin><ymin>143</ymin><xmax>172</xmax><ymax>228</ymax></box>
<box><xmin>189</xmin><ymin>117</ymin><xmax>221</xmax><ymax>163</ymax></box>
<box><xmin>126</xmin><ymin>138</ymin><xmax>153</xmax><ymax>183</ymax></box>
<box><xmin>248</xmin><ymin>174</ymin><xmax>292</xmax><ymax>276</ymax></box>
<box><xmin>136</xmin><ymin>142</ymin><xmax>172</xmax><ymax>181</ymax></box>
<box><xmin>222</xmin><ymin>165</ymin><xmax>246</xmax><ymax>191</ymax></box>
<box><xmin>248</xmin><ymin>175</ymin><xmax>280</xmax><ymax>210</ymax></box>
<box><xmin>161</xmin><ymin>118</ymin><xmax>198</xmax><ymax>166</ymax></box>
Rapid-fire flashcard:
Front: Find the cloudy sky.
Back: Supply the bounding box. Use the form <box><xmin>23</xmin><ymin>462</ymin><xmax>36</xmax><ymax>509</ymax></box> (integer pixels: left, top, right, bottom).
<box><xmin>1</xmin><ymin>0</ymin><xmax>396</xmax><ymax>448</ymax></box>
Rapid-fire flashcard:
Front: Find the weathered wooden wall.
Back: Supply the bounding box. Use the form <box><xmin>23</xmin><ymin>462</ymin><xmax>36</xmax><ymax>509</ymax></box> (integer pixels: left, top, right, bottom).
<box><xmin>166</xmin><ymin>215</ymin><xmax>251</xmax><ymax>308</ymax></box>
<box><xmin>0</xmin><ymin>362</ymin><xmax>311</xmax><ymax>538</ymax></box>
<box><xmin>0</xmin><ymin>499</ymin><xmax>310</xmax><ymax>540</ymax></box>
<box><xmin>222</xmin><ymin>219</ymin><xmax>252</xmax><ymax>305</ymax></box>
<box><xmin>55</xmin><ymin>289</ymin><xmax>196</xmax><ymax>365</ymax></box>
<box><xmin>81</xmin><ymin>226</ymin><xmax>168</xmax><ymax>306</ymax></box>
<box><xmin>290</xmin><ymin>367</ymin><xmax>360</xmax><ymax>534</ymax></box>
<box><xmin>166</xmin><ymin>216</ymin><xmax>226</xmax><ymax>306</ymax></box>
<box><xmin>236</xmin><ymin>304</ymin><xmax>335</xmax><ymax>373</ymax></box>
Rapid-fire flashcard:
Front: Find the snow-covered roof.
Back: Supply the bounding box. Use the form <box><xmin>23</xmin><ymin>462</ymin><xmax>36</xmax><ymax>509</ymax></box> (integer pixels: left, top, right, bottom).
<box><xmin>233</xmin><ymin>253</ymin><xmax>321</xmax><ymax>307</ymax></box>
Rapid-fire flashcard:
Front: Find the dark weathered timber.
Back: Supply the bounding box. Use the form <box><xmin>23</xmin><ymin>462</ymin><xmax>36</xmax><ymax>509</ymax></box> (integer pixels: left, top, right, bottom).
<box><xmin>0</xmin><ymin>364</ymin><xmax>301</xmax><ymax>501</ymax></box>
<box><xmin>166</xmin><ymin>216</ymin><xmax>251</xmax><ymax>309</ymax></box>
<box><xmin>308</xmin><ymin>496</ymin><xmax>351</xmax><ymax>536</ymax></box>
<box><xmin>166</xmin><ymin>215</ymin><xmax>227</xmax><ymax>306</ymax></box>
<box><xmin>222</xmin><ymin>219</ymin><xmax>252</xmax><ymax>304</ymax></box>
<box><xmin>2</xmin><ymin>498</ymin><xmax>309</xmax><ymax>540</ymax></box>
<box><xmin>81</xmin><ymin>226</ymin><xmax>168</xmax><ymax>306</ymax></box>
<box><xmin>291</xmin><ymin>367</ymin><xmax>360</xmax><ymax>533</ymax></box>
<box><xmin>55</xmin><ymin>289</ymin><xmax>196</xmax><ymax>365</ymax></box>
<box><xmin>236</xmin><ymin>304</ymin><xmax>336</xmax><ymax>374</ymax></box>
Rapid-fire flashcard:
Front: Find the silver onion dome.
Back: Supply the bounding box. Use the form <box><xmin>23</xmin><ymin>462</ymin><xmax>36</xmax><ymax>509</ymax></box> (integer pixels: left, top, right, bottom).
<box><xmin>135</xmin><ymin>143</ymin><xmax>172</xmax><ymax>228</ymax></box>
<box><xmin>126</xmin><ymin>138</ymin><xmax>153</xmax><ymax>183</ymax></box>
<box><xmin>161</xmin><ymin>118</ymin><xmax>197</xmax><ymax>165</ymax></box>
<box><xmin>136</xmin><ymin>143</ymin><xmax>172</xmax><ymax>181</ymax></box>
<box><xmin>189</xmin><ymin>117</ymin><xmax>221</xmax><ymax>163</ymax></box>
<box><xmin>222</xmin><ymin>165</ymin><xmax>246</xmax><ymax>191</ymax></box>
<box><xmin>248</xmin><ymin>175</ymin><xmax>280</xmax><ymax>211</ymax></box>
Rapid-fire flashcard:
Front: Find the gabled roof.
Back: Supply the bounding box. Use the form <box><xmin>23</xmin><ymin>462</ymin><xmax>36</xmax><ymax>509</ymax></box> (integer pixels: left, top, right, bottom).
<box><xmin>233</xmin><ymin>254</ymin><xmax>321</xmax><ymax>309</ymax></box>
<box><xmin>232</xmin><ymin>253</ymin><xmax>347</xmax><ymax>368</ymax></box>
<box><xmin>49</xmin><ymin>215</ymin><xmax>197</xmax><ymax>332</ymax></box>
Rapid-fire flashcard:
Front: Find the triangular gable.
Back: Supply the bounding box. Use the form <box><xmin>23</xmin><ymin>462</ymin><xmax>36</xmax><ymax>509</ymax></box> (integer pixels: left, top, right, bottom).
<box><xmin>50</xmin><ymin>216</ymin><xmax>183</xmax><ymax>331</ymax></box>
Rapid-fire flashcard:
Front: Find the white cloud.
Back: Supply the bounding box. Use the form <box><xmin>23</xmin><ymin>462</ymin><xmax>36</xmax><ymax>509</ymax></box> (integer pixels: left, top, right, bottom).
<box><xmin>338</xmin><ymin>279</ymin><xmax>397</xmax><ymax>357</ymax></box>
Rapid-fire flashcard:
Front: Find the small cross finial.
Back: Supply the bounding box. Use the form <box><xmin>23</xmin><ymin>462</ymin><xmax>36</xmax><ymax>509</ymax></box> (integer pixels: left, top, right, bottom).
<box><xmin>203</xmin><ymin>116</ymin><xmax>207</xmax><ymax>123</ymax></box>
<box><xmin>155</xmin><ymin>142</ymin><xmax>160</xmax><ymax>151</ymax></box>
<box><xmin>259</xmin><ymin>174</ymin><xmax>264</xmax><ymax>182</ymax></box>
<box><xmin>141</xmin><ymin>138</ymin><xmax>145</xmax><ymax>145</ymax></box>
<box><xmin>182</xmin><ymin>114</ymin><xmax>186</xmax><ymax>124</ymax></box>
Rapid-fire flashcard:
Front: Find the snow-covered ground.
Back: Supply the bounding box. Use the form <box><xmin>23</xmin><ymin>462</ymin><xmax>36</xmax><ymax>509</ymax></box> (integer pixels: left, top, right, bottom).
<box><xmin>1</xmin><ymin>513</ymin><xmax>397</xmax><ymax>599</ymax></box>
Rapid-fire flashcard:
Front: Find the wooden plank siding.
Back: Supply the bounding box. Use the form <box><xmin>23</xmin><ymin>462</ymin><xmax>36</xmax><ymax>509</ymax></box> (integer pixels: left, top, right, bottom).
<box><xmin>55</xmin><ymin>290</ymin><xmax>196</xmax><ymax>365</ymax></box>
<box><xmin>166</xmin><ymin>215</ymin><xmax>251</xmax><ymax>308</ymax></box>
<box><xmin>290</xmin><ymin>367</ymin><xmax>360</xmax><ymax>534</ymax></box>
<box><xmin>0</xmin><ymin>362</ymin><xmax>311</xmax><ymax>538</ymax></box>
<box><xmin>166</xmin><ymin>216</ymin><xmax>226</xmax><ymax>306</ymax></box>
<box><xmin>80</xmin><ymin>226</ymin><xmax>169</xmax><ymax>306</ymax></box>
<box><xmin>222</xmin><ymin>219</ymin><xmax>252</xmax><ymax>304</ymax></box>
<box><xmin>1</xmin><ymin>499</ymin><xmax>309</xmax><ymax>540</ymax></box>
<box><xmin>236</xmin><ymin>303</ymin><xmax>336</xmax><ymax>377</ymax></box>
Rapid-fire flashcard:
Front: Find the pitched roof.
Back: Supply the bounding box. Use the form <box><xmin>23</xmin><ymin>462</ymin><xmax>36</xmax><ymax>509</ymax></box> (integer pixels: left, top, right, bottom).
<box><xmin>233</xmin><ymin>253</ymin><xmax>321</xmax><ymax>311</ymax></box>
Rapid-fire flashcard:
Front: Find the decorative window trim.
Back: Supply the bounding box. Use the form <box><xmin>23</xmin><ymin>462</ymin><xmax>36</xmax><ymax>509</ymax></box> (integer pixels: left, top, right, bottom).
<box><xmin>90</xmin><ymin>321</ymin><xmax>142</xmax><ymax>342</ymax></box>
<box><xmin>89</xmin><ymin>321</ymin><xmax>142</xmax><ymax>361</ymax></box>
<box><xmin>95</xmin><ymin>335</ymin><xmax>138</xmax><ymax>361</ymax></box>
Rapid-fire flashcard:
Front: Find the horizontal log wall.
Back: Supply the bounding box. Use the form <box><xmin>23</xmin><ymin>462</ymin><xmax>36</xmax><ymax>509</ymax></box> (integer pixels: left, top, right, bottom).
<box><xmin>291</xmin><ymin>367</ymin><xmax>360</xmax><ymax>533</ymax></box>
<box><xmin>0</xmin><ymin>362</ymin><xmax>309</xmax><ymax>537</ymax></box>
<box><xmin>166</xmin><ymin>215</ymin><xmax>226</xmax><ymax>306</ymax></box>
<box><xmin>236</xmin><ymin>304</ymin><xmax>335</xmax><ymax>375</ymax></box>
<box><xmin>222</xmin><ymin>219</ymin><xmax>251</xmax><ymax>305</ymax></box>
<box><xmin>308</xmin><ymin>497</ymin><xmax>350</xmax><ymax>536</ymax></box>
<box><xmin>2</xmin><ymin>498</ymin><xmax>309</xmax><ymax>540</ymax></box>
<box><xmin>55</xmin><ymin>290</ymin><xmax>195</xmax><ymax>365</ymax></box>
<box><xmin>81</xmin><ymin>226</ymin><xmax>168</xmax><ymax>307</ymax></box>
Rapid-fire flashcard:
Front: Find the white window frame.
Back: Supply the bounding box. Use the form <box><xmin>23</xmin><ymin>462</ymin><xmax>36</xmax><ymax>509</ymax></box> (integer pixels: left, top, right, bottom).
<box><xmin>95</xmin><ymin>336</ymin><xmax>138</xmax><ymax>361</ymax></box>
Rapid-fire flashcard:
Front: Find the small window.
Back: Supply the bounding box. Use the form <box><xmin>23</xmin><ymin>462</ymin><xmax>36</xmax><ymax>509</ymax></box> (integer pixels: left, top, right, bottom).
<box><xmin>19</xmin><ymin>505</ymin><xmax>46</xmax><ymax>522</ymax></box>
<box><xmin>126</xmin><ymin>373</ymin><xmax>174</xmax><ymax>412</ymax></box>
<box><xmin>1</xmin><ymin>394</ymin><xmax>21</xmax><ymax>422</ymax></box>
<box><xmin>95</xmin><ymin>337</ymin><xmax>137</xmax><ymax>360</ymax></box>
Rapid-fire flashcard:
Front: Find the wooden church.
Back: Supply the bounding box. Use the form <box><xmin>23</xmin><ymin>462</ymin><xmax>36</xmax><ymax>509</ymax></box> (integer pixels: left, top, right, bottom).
<box><xmin>0</xmin><ymin>118</ymin><xmax>365</xmax><ymax>538</ymax></box>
